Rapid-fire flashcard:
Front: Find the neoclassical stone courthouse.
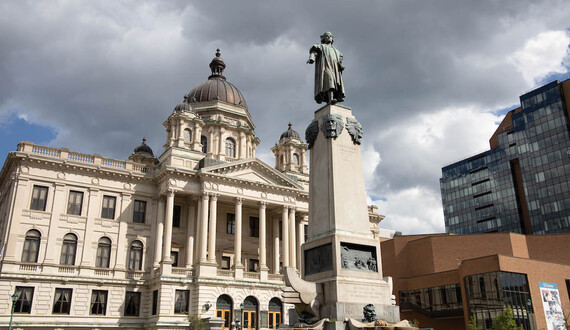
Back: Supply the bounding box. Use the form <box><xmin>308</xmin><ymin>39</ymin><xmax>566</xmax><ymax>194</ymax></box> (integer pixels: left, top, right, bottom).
<box><xmin>0</xmin><ymin>51</ymin><xmax>383</xmax><ymax>329</ymax></box>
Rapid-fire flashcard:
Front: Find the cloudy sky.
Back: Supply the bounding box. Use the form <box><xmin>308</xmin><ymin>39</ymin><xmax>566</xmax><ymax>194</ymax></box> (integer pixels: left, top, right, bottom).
<box><xmin>1</xmin><ymin>0</ymin><xmax>569</xmax><ymax>234</ymax></box>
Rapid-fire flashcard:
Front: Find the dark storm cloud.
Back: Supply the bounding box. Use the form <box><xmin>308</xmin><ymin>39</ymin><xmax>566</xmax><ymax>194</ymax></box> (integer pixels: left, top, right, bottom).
<box><xmin>1</xmin><ymin>0</ymin><xmax>569</xmax><ymax>233</ymax></box>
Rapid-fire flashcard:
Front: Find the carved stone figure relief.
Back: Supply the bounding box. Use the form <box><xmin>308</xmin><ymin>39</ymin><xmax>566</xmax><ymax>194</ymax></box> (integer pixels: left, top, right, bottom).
<box><xmin>340</xmin><ymin>242</ymin><xmax>378</xmax><ymax>272</ymax></box>
<box><xmin>345</xmin><ymin>117</ymin><xmax>363</xmax><ymax>145</ymax></box>
<box><xmin>320</xmin><ymin>114</ymin><xmax>344</xmax><ymax>139</ymax></box>
<box><xmin>304</xmin><ymin>243</ymin><xmax>333</xmax><ymax>276</ymax></box>
<box><xmin>305</xmin><ymin>120</ymin><xmax>319</xmax><ymax>149</ymax></box>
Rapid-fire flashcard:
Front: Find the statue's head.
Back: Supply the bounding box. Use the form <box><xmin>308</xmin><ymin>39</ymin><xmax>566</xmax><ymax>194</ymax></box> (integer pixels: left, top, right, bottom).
<box><xmin>320</xmin><ymin>32</ymin><xmax>334</xmax><ymax>44</ymax></box>
<box><xmin>321</xmin><ymin>114</ymin><xmax>343</xmax><ymax>138</ymax></box>
<box><xmin>363</xmin><ymin>304</ymin><xmax>377</xmax><ymax>322</ymax></box>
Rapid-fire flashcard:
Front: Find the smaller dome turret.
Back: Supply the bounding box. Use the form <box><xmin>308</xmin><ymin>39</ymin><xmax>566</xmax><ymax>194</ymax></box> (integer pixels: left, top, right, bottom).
<box><xmin>280</xmin><ymin>123</ymin><xmax>301</xmax><ymax>141</ymax></box>
<box><xmin>174</xmin><ymin>95</ymin><xmax>193</xmax><ymax>113</ymax></box>
<box><xmin>129</xmin><ymin>137</ymin><xmax>158</xmax><ymax>166</ymax></box>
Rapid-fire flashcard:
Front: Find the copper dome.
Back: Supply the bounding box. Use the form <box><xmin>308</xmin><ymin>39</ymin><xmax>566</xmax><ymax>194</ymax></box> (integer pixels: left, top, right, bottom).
<box><xmin>280</xmin><ymin>123</ymin><xmax>301</xmax><ymax>141</ymax></box>
<box><xmin>186</xmin><ymin>49</ymin><xmax>248</xmax><ymax>109</ymax></box>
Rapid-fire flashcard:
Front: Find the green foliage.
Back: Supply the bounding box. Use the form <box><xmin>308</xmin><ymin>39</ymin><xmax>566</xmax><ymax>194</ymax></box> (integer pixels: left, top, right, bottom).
<box><xmin>188</xmin><ymin>315</ymin><xmax>208</xmax><ymax>330</ymax></box>
<box><xmin>468</xmin><ymin>315</ymin><xmax>482</xmax><ymax>330</ymax></box>
<box><xmin>490</xmin><ymin>306</ymin><xmax>523</xmax><ymax>330</ymax></box>
<box><xmin>564</xmin><ymin>313</ymin><xmax>569</xmax><ymax>329</ymax></box>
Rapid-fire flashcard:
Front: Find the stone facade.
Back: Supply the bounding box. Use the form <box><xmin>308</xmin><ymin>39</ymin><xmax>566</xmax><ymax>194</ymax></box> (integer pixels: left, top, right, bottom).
<box><xmin>0</xmin><ymin>52</ymin><xmax>384</xmax><ymax>330</ymax></box>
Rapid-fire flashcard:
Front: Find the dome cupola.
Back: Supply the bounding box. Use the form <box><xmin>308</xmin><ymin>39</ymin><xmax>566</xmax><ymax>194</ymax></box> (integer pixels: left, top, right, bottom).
<box><xmin>280</xmin><ymin>123</ymin><xmax>301</xmax><ymax>141</ymax></box>
<box><xmin>133</xmin><ymin>137</ymin><xmax>154</xmax><ymax>157</ymax></box>
<box><xmin>173</xmin><ymin>95</ymin><xmax>193</xmax><ymax>113</ymax></box>
<box><xmin>186</xmin><ymin>49</ymin><xmax>248</xmax><ymax>109</ymax></box>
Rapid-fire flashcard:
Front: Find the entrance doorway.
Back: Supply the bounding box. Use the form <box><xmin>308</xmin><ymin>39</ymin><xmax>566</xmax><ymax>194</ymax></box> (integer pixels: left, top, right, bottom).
<box><xmin>268</xmin><ymin>298</ymin><xmax>282</xmax><ymax>329</ymax></box>
<box><xmin>242</xmin><ymin>296</ymin><xmax>258</xmax><ymax>330</ymax></box>
<box><xmin>216</xmin><ymin>294</ymin><xmax>233</xmax><ymax>330</ymax></box>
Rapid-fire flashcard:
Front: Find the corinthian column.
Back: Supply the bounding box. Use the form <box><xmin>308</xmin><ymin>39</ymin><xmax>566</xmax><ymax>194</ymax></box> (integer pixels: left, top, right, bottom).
<box><xmin>289</xmin><ymin>207</ymin><xmax>296</xmax><ymax>268</ymax></box>
<box><xmin>273</xmin><ymin>217</ymin><xmax>280</xmax><ymax>274</ymax></box>
<box><xmin>259</xmin><ymin>202</ymin><xmax>267</xmax><ymax>269</ymax></box>
<box><xmin>162</xmin><ymin>189</ymin><xmax>175</xmax><ymax>263</ymax></box>
<box><xmin>199</xmin><ymin>193</ymin><xmax>209</xmax><ymax>262</ymax></box>
<box><xmin>234</xmin><ymin>197</ymin><xmax>243</xmax><ymax>268</ymax></box>
<box><xmin>185</xmin><ymin>197</ymin><xmax>197</xmax><ymax>268</ymax></box>
<box><xmin>281</xmin><ymin>206</ymin><xmax>289</xmax><ymax>268</ymax></box>
<box><xmin>153</xmin><ymin>196</ymin><xmax>165</xmax><ymax>267</ymax></box>
<box><xmin>207</xmin><ymin>194</ymin><xmax>218</xmax><ymax>263</ymax></box>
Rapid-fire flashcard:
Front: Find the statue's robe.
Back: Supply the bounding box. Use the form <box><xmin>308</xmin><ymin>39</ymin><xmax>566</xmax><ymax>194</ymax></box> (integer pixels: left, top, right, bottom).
<box><xmin>310</xmin><ymin>43</ymin><xmax>345</xmax><ymax>104</ymax></box>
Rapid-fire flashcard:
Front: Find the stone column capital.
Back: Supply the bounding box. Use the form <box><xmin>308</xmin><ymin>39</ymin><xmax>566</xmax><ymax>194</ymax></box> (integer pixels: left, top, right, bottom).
<box><xmin>201</xmin><ymin>192</ymin><xmax>209</xmax><ymax>200</ymax></box>
<box><xmin>210</xmin><ymin>193</ymin><xmax>219</xmax><ymax>201</ymax></box>
<box><xmin>289</xmin><ymin>206</ymin><xmax>296</xmax><ymax>212</ymax></box>
<box><xmin>167</xmin><ymin>189</ymin><xmax>175</xmax><ymax>197</ymax></box>
<box><xmin>258</xmin><ymin>201</ymin><xmax>267</xmax><ymax>209</ymax></box>
<box><xmin>235</xmin><ymin>197</ymin><xmax>244</xmax><ymax>205</ymax></box>
<box><xmin>282</xmin><ymin>205</ymin><xmax>289</xmax><ymax>212</ymax></box>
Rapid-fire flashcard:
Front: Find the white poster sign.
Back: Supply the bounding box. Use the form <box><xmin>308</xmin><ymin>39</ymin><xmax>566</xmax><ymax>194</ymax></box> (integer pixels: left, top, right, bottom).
<box><xmin>539</xmin><ymin>282</ymin><xmax>566</xmax><ymax>330</ymax></box>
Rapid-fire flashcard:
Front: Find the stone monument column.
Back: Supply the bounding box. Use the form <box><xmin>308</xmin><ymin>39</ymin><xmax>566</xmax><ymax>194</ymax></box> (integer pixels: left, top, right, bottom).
<box><xmin>302</xmin><ymin>104</ymin><xmax>397</xmax><ymax>325</ymax></box>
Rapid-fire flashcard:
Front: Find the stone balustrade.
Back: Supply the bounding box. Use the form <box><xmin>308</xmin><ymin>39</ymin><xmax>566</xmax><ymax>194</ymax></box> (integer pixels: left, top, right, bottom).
<box><xmin>17</xmin><ymin>141</ymin><xmax>152</xmax><ymax>174</ymax></box>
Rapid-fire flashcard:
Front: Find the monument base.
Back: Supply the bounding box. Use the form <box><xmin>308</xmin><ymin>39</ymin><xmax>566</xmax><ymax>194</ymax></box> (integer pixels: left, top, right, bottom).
<box><xmin>321</xmin><ymin>302</ymin><xmax>400</xmax><ymax>324</ymax></box>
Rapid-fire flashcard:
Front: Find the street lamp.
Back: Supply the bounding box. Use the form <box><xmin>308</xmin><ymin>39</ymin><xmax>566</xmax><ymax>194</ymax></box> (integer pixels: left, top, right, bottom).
<box><xmin>239</xmin><ymin>302</ymin><xmax>245</xmax><ymax>330</ymax></box>
<box><xmin>8</xmin><ymin>292</ymin><xmax>19</xmax><ymax>330</ymax></box>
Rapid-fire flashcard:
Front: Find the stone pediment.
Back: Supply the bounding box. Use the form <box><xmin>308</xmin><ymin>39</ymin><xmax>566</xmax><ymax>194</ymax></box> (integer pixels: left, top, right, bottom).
<box><xmin>200</xmin><ymin>158</ymin><xmax>302</xmax><ymax>190</ymax></box>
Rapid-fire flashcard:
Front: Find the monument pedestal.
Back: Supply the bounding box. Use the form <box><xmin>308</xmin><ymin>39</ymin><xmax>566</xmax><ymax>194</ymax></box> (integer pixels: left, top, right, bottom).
<box><xmin>302</xmin><ymin>104</ymin><xmax>398</xmax><ymax>324</ymax></box>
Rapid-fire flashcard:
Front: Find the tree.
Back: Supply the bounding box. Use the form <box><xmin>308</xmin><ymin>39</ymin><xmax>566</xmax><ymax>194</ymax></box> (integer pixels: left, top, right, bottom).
<box><xmin>491</xmin><ymin>306</ymin><xmax>523</xmax><ymax>330</ymax></box>
<box><xmin>468</xmin><ymin>315</ymin><xmax>482</xmax><ymax>330</ymax></box>
<box><xmin>188</xmin><ymin>315</ymin><xmax>207</xmax><ymax>330</ymax></box>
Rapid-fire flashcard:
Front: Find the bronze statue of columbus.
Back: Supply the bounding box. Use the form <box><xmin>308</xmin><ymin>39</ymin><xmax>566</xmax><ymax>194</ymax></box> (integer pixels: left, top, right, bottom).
<box><xmin>307</xmin><ymin>32</ymin><xmax>345</xmax><ymax>105</ymax></box>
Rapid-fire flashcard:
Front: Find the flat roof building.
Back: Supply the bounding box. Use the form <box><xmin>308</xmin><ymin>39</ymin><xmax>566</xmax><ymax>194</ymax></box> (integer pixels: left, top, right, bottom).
<box><xmin>441</xmin><ymin>79</ymin><xmax>570</xmax><ymax>235</ymax></box>
<box><xmin>381</xmin><ymin>232</ymin><xmax>570</xmax><ymax>330</ymax></box>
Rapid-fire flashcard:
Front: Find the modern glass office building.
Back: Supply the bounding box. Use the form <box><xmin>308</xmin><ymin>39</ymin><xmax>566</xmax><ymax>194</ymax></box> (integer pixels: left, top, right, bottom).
<box><xmin>441</xmin><ymin>79</ymin><xmax>570</xmax><ymax>234</ymax></box>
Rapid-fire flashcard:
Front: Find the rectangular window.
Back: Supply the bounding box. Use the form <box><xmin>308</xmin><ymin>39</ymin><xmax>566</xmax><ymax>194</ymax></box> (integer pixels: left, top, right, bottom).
<box><xmin>152</xmin><ymin>290</ymin><xmax>159</xmax><ymax>315</ymax></box>
<box><xmin>304</xmin><ymin>224</ymin><xmax>308</xmax><ymax>242</ymax></box>
<box><xmin>227</xmin><ymin>213</ymin><xmax>235</xmax><ymax>234</ymax></box>
<box><xmin>101</xmin><ymin>196</ymin><xmax>116</xmax><ymax>219</ymax></box>
<box><xmin>174</xmin><ymin>290</ymin><xmax>189</xmax><ymax>314</ymax></box>
<box><xmin>67</xmin><ymin>191</ymin><xmax>83</xmax><ymax>215</ymax></box>
<box><xmin>249</xmin><ymin>216</ymin><xmax>259</xmax><ymax>237</ymax></box>
<box><xmin>221</xmin><ymin>256</ymin><xmax>231</xmax><ymax>270</ymax></box>
<box><xmin>133</xmin><ymin>200</ymin><xmax>147</xmax><ymax>223</ymax></box>
<box><xmin>14</xmin><ymin>286</ymin><xmax>34</xmax><ymax>314</ymax></box>
<box><xmin>248</xmin><ymin>259</ymin><xmax>259</xmax><ymax>272</ymax></box>
<box><xmin>173</xmin><ymin>205</ymin><xmax>181</xmax><ymax>228</ymax></box>
<box><xmin>90</xmin><ymin>290</ymin><xmax>108</xmax><ymax>315</ymax></box>
<box><xmin>52</xmin><ymin>288</ymin><xmax>72</xmax><ymax>314</ymax></box>
<box><xmin>30</xmin><ymin>185</ymin><xmax>48</xmax><ymax>211</ymax></box>
<box><xmin>124</xmin><ymin>291</ymin><xmax>141</xmax><ymax>316</ymax></box>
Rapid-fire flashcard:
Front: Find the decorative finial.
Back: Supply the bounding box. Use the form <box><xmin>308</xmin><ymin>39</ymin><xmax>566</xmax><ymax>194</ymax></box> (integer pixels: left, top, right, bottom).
<box><xmin>288</xmin><ymin>122</ymin><xmax>292</xmax><ymax>129</ymax></box>
<box><xmin>142</xmin><ymin>137</ymin><xmax>146</xmax><ymax>144</ymax></box>
<box><xmin>215</xmin><ymin>48</ymin><xmax>221</xmax><ymax>58</ymax></box>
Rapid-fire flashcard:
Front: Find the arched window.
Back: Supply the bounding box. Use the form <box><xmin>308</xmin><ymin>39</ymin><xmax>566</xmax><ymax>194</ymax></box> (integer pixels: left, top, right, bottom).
<box><xmin>242</xmin><ymin>296</ymin><xmax>258</xmax><ymax>330</ymax></box>
<box><xmin>201</xmin><ymin>136</ymin><xmax>208</xmax><ymax>153</ymax></box>
<box><xmin>225</xmin><ymin>138</ymin><xmax>236</xmax><ymax>158</ymax></box>
<box><xmin>128</xmin><ymin>240</ymin><xmax>143</xmax><ymax>270</ymax></box>
<box><xmin>60</xmin><ymin>233</ymin><xmax>77</xmax><ymax>265</ymax></box>
<box><xmin>183</xmin><ymin>128</ymin><xmax>192</xmax><ymax>143</ymax></box>
<box><xmin>293</xmin><ymin>153</ymin><xmax>300</xmax><ymax>166</ymax></box>
<box><xmin>22</xmin><ymin>230</ymin><xmax>41</xmax><ymax>262</ymax></box>
<box><xmin>216</xmin><ymin>294</ymin><xmax>233</xmax><ymax>330</ymax></box>
<box><xmin>268</xmin><ymin>298</ymin><xmax>282</xmax><ymax>329</ymax></box>
<box><xmin>96</xmin><ymin>237</ymin><xmax>112</xmax><ymax>268</ymax></box>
